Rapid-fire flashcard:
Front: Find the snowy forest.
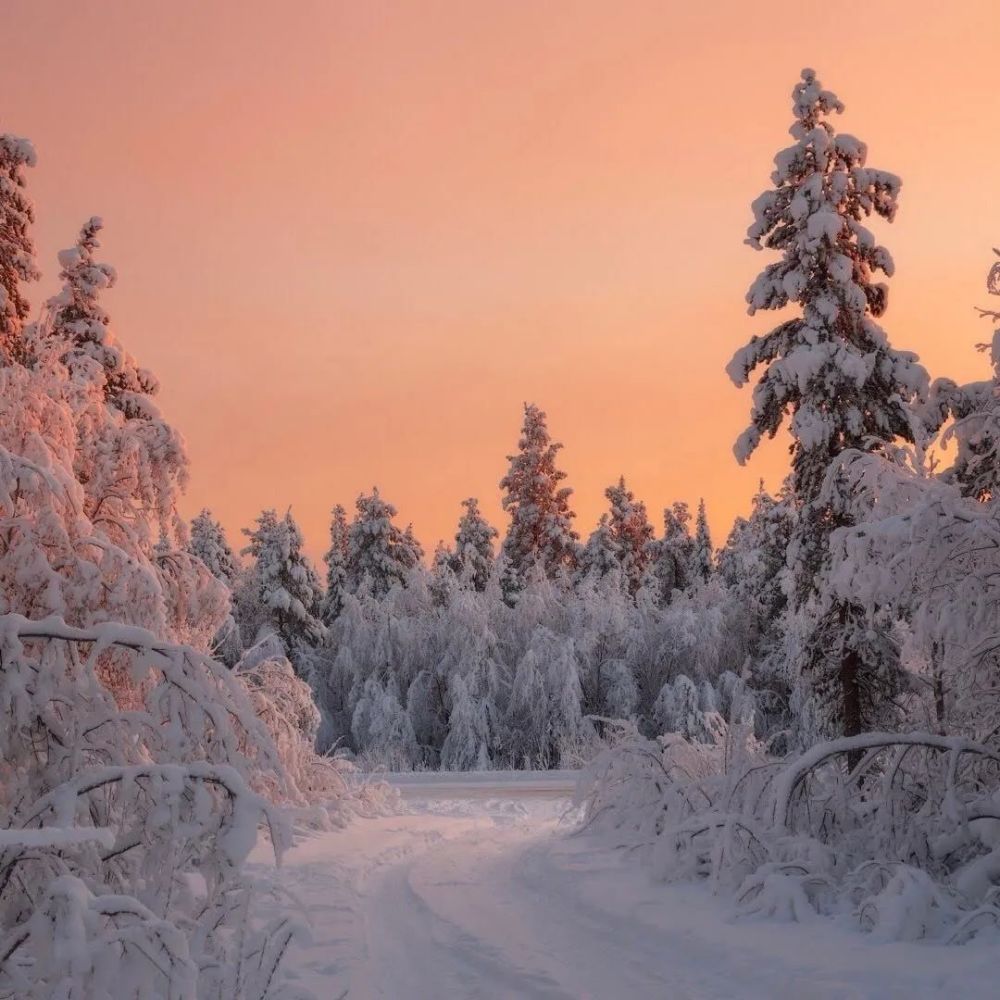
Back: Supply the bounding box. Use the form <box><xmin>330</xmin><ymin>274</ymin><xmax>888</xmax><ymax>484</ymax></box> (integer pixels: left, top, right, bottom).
<box><xmin>3</xmin><ymin>64</ymin><xmax>1000</xmax><ymax>996</ymax></box>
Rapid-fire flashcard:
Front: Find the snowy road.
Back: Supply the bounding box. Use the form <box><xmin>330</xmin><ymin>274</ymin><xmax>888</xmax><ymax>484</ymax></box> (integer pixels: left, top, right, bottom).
<box><xmin>254</xmin><ymin>773</ymin><xmax>997</xmax><ymax>999</ymax></box>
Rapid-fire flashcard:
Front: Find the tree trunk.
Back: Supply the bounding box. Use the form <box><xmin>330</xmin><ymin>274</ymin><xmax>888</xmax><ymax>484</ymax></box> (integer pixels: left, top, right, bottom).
<box><xmin>931</xmin><ymin>642</ymin><xmax>947</xmax><ymax>734</ymax></box>
<box><xmin>840</xmin><ymin>646</ymin><xmax>863</xmax><ymax>771</ymax></box>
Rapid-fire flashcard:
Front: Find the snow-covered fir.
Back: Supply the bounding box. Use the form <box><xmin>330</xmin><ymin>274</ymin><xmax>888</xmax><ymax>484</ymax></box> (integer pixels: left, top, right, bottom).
<box><xmin>0</xmin><ymin>126</ymin><xmax>38</xmax><ymax>365</ymax></box>
<box><xmin>727</xmin><ymin>67</ymin><xmax>930</xmax><ymax>751</ymax></box>
<box><xmin>451</xmin><ymin>496</ymin><xmax>498</xmax><ymax>592</ymax></box>
<box><xmin>320</xmin><ymin>503</ymin><xmax>350</xmax><ymax>623</ymax></box>
<box><xmin>499</xmin><ymin>402</ymin><xmax>580</xmax><ymax>593</ymax></box>
<box><xmin>240</xmin><ymin>508</ymin><xmax>325</xmax><ymax>670</ymax></box>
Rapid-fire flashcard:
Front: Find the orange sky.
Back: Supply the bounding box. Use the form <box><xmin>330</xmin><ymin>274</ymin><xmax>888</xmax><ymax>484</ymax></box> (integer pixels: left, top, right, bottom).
<box><xmin>3</xmin><ymin>1</ymin><xmax>997</xmax><ymax>561</ymax></box>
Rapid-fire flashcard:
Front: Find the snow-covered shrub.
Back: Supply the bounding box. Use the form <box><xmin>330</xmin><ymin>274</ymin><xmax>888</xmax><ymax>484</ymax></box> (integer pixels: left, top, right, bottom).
<box><xmin>576</xmin><ymin>728</ymin><xmax>1000</xmax><ymax>942</ymax></box>
<box><xmin>0</xmin><ymin>615</ymin><xmax>304</xmax><ymax>998</ymax></box>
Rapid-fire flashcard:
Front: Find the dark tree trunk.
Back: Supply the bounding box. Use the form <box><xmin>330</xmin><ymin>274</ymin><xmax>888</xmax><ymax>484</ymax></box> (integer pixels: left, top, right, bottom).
<box><xmin>840</xmin><ymin>646</ymin><xmax>863</xmax><ymax>771</ymax></box>
<box><xmin>931</xmin><ymin>642</ymin><xmax>947</xmax><ymax>734</ymax></box>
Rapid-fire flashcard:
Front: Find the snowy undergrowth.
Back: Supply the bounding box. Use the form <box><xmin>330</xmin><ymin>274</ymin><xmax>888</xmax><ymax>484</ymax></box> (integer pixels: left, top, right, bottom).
<box><xmin>575</xmin><ymin>721</ymin><xmax>1000</xmax><ymax>944</ymax></box>
<box><xmin>0</xmin><ymin>616</ymin><xmax>386</xmax><ymax>999</ymax></box>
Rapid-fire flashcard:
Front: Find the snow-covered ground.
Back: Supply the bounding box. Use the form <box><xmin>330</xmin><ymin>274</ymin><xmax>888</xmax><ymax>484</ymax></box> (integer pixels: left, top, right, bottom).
<box><xmin>253</xmin><ymin>772</ymin><xmax>998</xmax><ymax>999</ymax></box>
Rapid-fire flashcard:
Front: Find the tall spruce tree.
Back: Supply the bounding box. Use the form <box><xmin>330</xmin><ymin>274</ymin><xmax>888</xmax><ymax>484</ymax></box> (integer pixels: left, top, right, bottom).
<box><xmin>693</xmin><ymin>498</ymin><xmax>713</xmax><ymax>582</ymax></box>
<box><xmin>726</xmin><ymin>69</ymin><xmax>928</xmax><ymax>749</ymax></box>
<box><xmin>0</xmin><ymin>128</ymin><xmax>39</xmax><ymax>366</ymax></box>
<box><xmin>321</xmin><ymin>504</ymin><xmax>350</xmax><ymax>623</ymax></box>
<box><xmin>499</xmin><ymin>403</ymin><xmax>579</xmax><ymax>592</ymax></box>
<box><xmin>452</xmin><ymin>497</ymin><xmax>497</xmax><ymax>592</ymax></box>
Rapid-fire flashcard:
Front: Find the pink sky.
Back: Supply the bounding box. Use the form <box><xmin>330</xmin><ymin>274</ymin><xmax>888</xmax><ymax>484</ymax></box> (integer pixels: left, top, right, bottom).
<box><xmin>3</xmin><ymin>0</ymin><xmax>997</xmax><ymax>559</ymax></box>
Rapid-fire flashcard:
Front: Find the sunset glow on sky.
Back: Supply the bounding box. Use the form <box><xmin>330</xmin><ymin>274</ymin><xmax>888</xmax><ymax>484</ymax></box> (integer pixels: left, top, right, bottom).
<box><xmin>4</xmin><ymin>0</ymin><xmax>997</xmax><ymax>559</ymax></box>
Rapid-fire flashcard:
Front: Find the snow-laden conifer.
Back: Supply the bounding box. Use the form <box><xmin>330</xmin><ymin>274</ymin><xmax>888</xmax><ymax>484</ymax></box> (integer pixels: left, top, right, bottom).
<box><xmin>189</xmin><ymin>508</ymin><xmax>241</xmax><ymax>586</ymax></box>
<box><xmin>726</xmin><ymin>69</ymin><xmax>928</xmax><ymax>747</ymax></box>
<box><xmin>727</xmin><ymin>68</ymin><xmax>926</xmax><ymax>500</ymax></box>
<box><xmin>693</xmin><ymin>498</ymin><xmax>713</xmax><ymax>582</ymax></box>
<box><xmin>241</xmin><ymin>508</ymin><xmax>325</xmax><ymax>663</ymax></box>
<box><xmin>188</xmin><ymin>508</ymin><xmax>243</xmax><ymax>664</ymax></box>
<box><xmin>429</xmin><ymin>540</ymin><xmax>458</xmax><ymax>606</ymax></box>
<box><xmin>347</xmin><ymin>488</ymin><xmax>422</xmax><ymax>598</ymax></box>
<box><xmin>0</xmin><ymin>126</ymin><xmax>39</xmax><ymax>365</ymax></box>
<box><xmin>577</xmin><ymin>515</ymin><xmax>621</xmax><ymax>587</ymax></box>
<box><xmin>321</xmin><ymin>503</ymin><xmax>350</xmax><ymax>623</ymax></box>
<box><xmin>452</xmin><ymin>496</ymin><xmax>498</xmax><ymax>591</ymax></box>
<box><xmin>47</xmin><ymin>217</ymin><xmax>158</xmax><ymax>418</ymax></box>
<box><xmin>651</xmin><ymin>501</ymin><xmax>696</xmax><ymax>600</ymax></box>
<box><xmin>499</xmin><ymin>403</ymin><xmax>579</xmax><ymax>592</ymax></box>
<box><xmin>600</xmin><ymin>476</ymin><xmax>655</xmax><ymax>596</ymax></box>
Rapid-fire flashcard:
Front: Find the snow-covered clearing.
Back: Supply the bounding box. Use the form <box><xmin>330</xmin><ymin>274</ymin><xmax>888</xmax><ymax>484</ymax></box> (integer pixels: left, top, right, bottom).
<box><xmin>252</xmin><ymin>772</ymin><xmax>998</xmax><ymax>999</ymax></box>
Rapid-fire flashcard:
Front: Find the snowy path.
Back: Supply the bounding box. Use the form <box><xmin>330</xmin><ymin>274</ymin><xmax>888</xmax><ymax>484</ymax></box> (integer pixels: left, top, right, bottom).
<box><xmin>253</xmin><ymin>773</ymin><xmax>998</xmax><ymax>999</ymax></box>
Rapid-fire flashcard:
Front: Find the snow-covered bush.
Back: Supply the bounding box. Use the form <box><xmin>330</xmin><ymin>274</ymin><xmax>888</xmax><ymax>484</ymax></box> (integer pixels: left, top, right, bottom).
<box><xmin>576</xmin><ymin>727</ymin><xmax>1000</xmax><ymax>943</ymax></box>
<box><xmin>0</xmin><ymin>615</ymin><xmax>303</xmax><ymax>998</ymax></box>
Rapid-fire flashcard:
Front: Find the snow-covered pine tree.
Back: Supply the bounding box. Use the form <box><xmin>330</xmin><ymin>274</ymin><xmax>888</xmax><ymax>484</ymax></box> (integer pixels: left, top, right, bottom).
<box><xmin>20</xmin><ymin>220</ymin><xmax>221</xmax><ymax>651</ymax></box>
<box><xmin>46</xmin><ymin>217</ymin><xmax>158</xmax><ymax>418</ymax></box>
<box><xmin>726</xmin><ymin>69</ymin><xmax>928</xmax><ymax>749</ymax></box>
<box><xmin>241</xmin><ymin>508</ymin><xmax>324</xmax><ymax>665</ymax></box>
<box><xmin>401</xmin><ymin>522</ymin><xmax>425</xmax><ymax>569</ymax></box>
<box><xmin>577</xmin><ymin>515</ymin><xmax>622</xmax><ymax>587</ymax></box>
<box><xmin>716</xmin><ymin>482</ymin><xmax>796</xmax><ymax>730</ymax></box>
<box><xmin>0</xmin><ymin>126</ymin><xmax>39</xmax><ymax>366</ymax></box>
<box><xmin>429</xmin><ymin>540</ymin><xmax>458</xmax><ymax>606</ymax></box>
<box><xmin>604</xmin><ymin>476</ymin><xmax>655</xmax><ymax>596</ymax></box>
<box><xmin>186</xmin><ymin>508</ymin><xmax>243</xmax><ymax>664</ymax></box>
<box><xmin>717</xmin><ymin>482</ymin><xmax>794</xmax><ymax>634</ymax></box>
<box><xmin>499</xmin><ymin>403</ymin><xmax>579</xmax><ymax>593</ymax></box>
<box><xmin>321</xmin><ymin>503</ymin><xmax>350</xmax><ymax>623</ymax></box>
<box><xmin>452</xmin><ymin>496</ymin><xmax>498</xmax><ymax>591</ymax></box>
<box><xmin>189</xmin><ymin>508</ymin><xmax>241</xmax><ymax>586</ymax></box>
<box><xmin>43</xmin><ymin>221</ymin><xmax>191</xmax><ymax>574</ymax></box>
<box><xmin>346</xmin><ymin>488</ymin><xmax>422</xmax><ymax>598</ymax></box>
<box><xmin>693</xmin><ymin>498</ymin><xmax>713</xmax><ymax>582</ymax></box>
<box><xmin>651</xmin><ymin>501</ymin><xmax>696</xmax><ymax>600</ymax></box>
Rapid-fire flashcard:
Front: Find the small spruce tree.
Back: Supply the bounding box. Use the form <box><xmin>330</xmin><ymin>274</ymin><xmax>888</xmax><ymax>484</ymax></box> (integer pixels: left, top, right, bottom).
<box><xmin>452</xmin><ymin>497</ymin><xmax>498</xmax><ymax>591</ymax></box>
<box><xmin>189</xmin><ymin>509</ymin><xmax>241</xmax><ymax>587</ymax></box>
<box><xmin>47</xmin><ymin>218</ymin><xmax>158</xmax><ymax>417</ymax></box>
<box><xmin>241</xmin><ymin>508</ymin><xmax>325</xmax><ymax>665</ymax></box>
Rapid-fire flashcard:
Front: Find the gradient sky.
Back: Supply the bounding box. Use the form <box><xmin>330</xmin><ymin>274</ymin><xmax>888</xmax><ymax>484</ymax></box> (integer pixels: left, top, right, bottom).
<box><xmin>3</xmin><ymin>1</ymin><xmax>997</xmax><ymax>561</ymax></box>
